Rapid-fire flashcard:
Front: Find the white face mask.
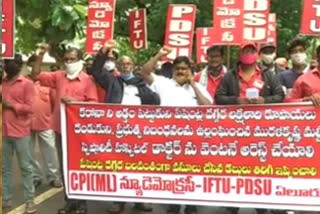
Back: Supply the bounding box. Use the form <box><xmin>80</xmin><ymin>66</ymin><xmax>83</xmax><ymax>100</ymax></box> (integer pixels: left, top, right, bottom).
<box><xmin>291</xmin><ymin>53</ymin><xmax>307</xmax><ymax>65</ymax></box>
<box><xmin>103</xmin><ymin>61</ymin><xmax>116</xmax><ymax>71</ymax></box>
<box><xmin>261</xmin><ymin>53</ymin><xmax>276</xmax><ymax>65</ymax></box>
<box><xmin>26</xmin><ymin>66</ymin><xmax>33</xmax><ymax>75</ymax></box>
<box><xmin>65</xmin><ymin>60</ymin><xmax>83</xmax><ymax>80</ymax></box>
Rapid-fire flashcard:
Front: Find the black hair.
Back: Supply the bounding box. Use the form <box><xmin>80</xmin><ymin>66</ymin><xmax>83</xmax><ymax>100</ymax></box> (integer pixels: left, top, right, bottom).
<box><xmin>4</xmin><ymin>53</ymin><xmax>23</xmax><ymax>69</ymax></box>
<box><xmin>288</xmin><ymin>38</ymin><xmax>306</xmax><ymax>54</ymax></box>
<box><xmin>27</xmin><ymin>54</ymin><xmax>37</xmax><ymax>65</ymax></box>
<box><xmin>173</xmin><ymin>56</ymin><xmax>191</xmax><ymax>68</ymax></box>
<box><xmin>65</xmin><ymin>47</ymin><xmax>83</xmax><ymax>60</ymax></box>
<box><xmin>317</xmin><ymin>45</ymin><xmax>320</xmax><ymax>56</ymax></box>
<box><xmin>206</xmin><ymin>45</ymin><xmax>224</xmax><ymax>56</ymax></box>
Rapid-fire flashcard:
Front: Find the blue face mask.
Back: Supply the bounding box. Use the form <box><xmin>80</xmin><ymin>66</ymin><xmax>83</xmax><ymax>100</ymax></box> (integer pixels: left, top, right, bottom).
<box><xmin>120</xmin><ymin>72</ymin><xmax>134</xmax><ymax>81</ymax></box>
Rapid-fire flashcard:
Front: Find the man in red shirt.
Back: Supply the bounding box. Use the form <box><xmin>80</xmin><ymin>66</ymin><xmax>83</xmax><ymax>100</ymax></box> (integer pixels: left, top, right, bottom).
<box><xmin>32</xmin><ymin>46</ymin><xmax>98</xmax><ymax>214</ymax></box>
<box><xmin>216</xmin><ymin>41</ymin><xmax>284</xmax><ymax>106</ymax></box>
<box><xmin>286</xmin><ymin>45</ymin><xmax>320</xmax><ymax>107</ymax></box>
<box><xmin>193</xmin><ymin>45</ymin><xmax>227</xmax><ymax>102</ymax></box>
<box><xmin>2</xmin><ymin>54</ymin><xmax>37</xmax><ymax>213</ymax></box>
<box><xmin>26</xmin><ymin>55</ymin><xmax>62</xmax><ymax>189</ymax></box>
<box><xmin>215</xmin><ymin>42</ymin><xmax>284</xmax><ymax>214</ymax></box>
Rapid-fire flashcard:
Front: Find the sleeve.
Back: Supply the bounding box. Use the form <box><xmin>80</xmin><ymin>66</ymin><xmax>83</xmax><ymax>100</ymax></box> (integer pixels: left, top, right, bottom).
<box><xmin>13</xmin><ymin>81</ymin><xmax>35</xmax><ymax>116</ymax></box>
<box><xmin>215</xmin><ymin>73</ymin><xmax>238</xmax><ymax>105</ymax></box>
<box><xmin>195</xmin><ymin>83</ymin><xmax>213</xmax><ymax>104</ymax></box>
<box><xmin>264</xmin><ymin>73</ymin><xmax>285</xmax><ymax>103</ymax></box>
<box><xmin>90</xmin><ymin>50</ymin><xmax>115</xmax><ymax>90</ymax></box>
<box><xmin>38</xmin><ymin>71</ymin><xmax>59</xmax><ymax>89</ymax></box>
<box><xmin>284</xmin><ymin>78</ymin><xmax>303</xmax><ymax>103</ymax></box>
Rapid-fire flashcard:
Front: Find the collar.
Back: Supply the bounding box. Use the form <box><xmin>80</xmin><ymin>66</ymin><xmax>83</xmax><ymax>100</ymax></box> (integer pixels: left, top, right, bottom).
<box><xmin>238</xmin><ymin>65</ymin><xmax>261</xmax><ymax>78</ymax></box>
<box><xmin>3</xmin><ymin>74</ymin><xmax>24</xmax><ymax>83</ymax></box>
<box><xmin>64</xmin><ymin>71</ymin><xmax>85</xmax><ymax>81</ymax></box>
<box><xmin>172</xmin><ymin>79</ymin><xmax>190</xmax><ymax>88</ymax></box>
<box><xmin>205</xmin><ymin>66</ymin><xmax>225</xmax><ymax>80</ymax></box>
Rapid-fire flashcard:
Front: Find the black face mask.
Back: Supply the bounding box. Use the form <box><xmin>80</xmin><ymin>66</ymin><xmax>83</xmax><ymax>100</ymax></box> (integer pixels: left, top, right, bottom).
<box><xmin>4</xmin><ymin>61</ymin><xmax>21</xmax><ymax>79</ymax></box>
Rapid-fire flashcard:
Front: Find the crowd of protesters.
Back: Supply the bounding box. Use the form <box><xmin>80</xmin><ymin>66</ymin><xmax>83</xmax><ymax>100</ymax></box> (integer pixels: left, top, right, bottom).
<box><xmin>1</xmin><ymin>37</ymin><xmax>320</xmax><ymax>214</ymax></box>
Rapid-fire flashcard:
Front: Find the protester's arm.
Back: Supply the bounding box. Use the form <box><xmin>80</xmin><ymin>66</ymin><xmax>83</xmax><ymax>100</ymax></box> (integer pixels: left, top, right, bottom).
<box><xmin>141</xmin><ymin>46</ymin><xmax>172</xmax><ymax>85</ymax></box>
<box><xmin>31</xmin><ymin>44</ymin><xmax>58</xmax><ymax>89</ymax></box>
<box><xmin>31</xmin><ymin>44</ymin><xmax>47</xmax><ymax>80</ymax></box>
<box><xmin>215</xmin><ymin>73</ymin><xmax>239</xmax><ymax>105</ymax></box>
<box><xmin>12</xmin><ymin>82</ymin><xmax>35</xmax><ymax>115</ymax></box>
<box><xmin>90</xmin><ymin>41</ymin><xmax>117</xmax><ymax>90</ymax></box>
<box><xmin>263</xmin><ymin>74</ymin><xmax>285</xmax><ymax>103</ymax></box>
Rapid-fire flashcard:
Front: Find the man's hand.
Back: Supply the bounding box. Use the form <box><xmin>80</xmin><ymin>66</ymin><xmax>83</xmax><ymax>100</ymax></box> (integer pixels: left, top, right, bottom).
<box><xmin>249</xmin><ymin>96</ymin><xmax>265</xmax><ymax>104</ymax></box>
<box><xmin>61</xmin><ymin>96</ymin><xmax>75</xmax><ymax>104</ymax></box>
<box><xmin>237</xmin><ymin>97</ymin><xmax>250</xmax><ymax>105</ymax></box>
<box><xmin>156</xmin><ymin>46</ymin><xmax>173</xmax><ymax>58</ymax></box>
<box><xmin>38</xmin><ymin>43</ymin><xmax>50</xmax><ymax>56</ymax></box>
<box><xmin>310</xmin><ymin>95</ymin><xmax>320</xmax><ymax>107</ymax></box>
<box><xmin>102</xmin><ymin>40</ymin><xmax>118</xmax><ymax>54</ymax></box>
<box><xmin>3</xmin><ymin>100</ymin><xmax>14</xmax><ymax>110</ymax></box>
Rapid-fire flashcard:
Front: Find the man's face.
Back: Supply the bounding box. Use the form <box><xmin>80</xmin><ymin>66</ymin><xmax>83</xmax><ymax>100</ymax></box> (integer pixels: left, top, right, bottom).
<box><xmin>63</xmin><ymin>51</ymin><xmax>79</xmax><ymax>64</ymax></box>
<box><xmin>118</xmin><ymin>57</ymin><xmax>134</xmax><ymax>76</ymax></box>
<box><xmin>173</xmin><ymin>62</ymin><xmax>191</xmax><ymax>85</ymax></box>
<box><xmin>207</xmin><ymin>50</ymin><xmax>223</xmax><ymax>70</ymax></box>
<box><xmin>84</xmin><ymin>58</ymin><xmax>94</xmax><ymax>73</ymax></box>
<box><xmin>241</xmin><ymin>46</ymin><xmax>257</xmax><ymax>54</ymax></box>
<box><xmin>261</xmin><ymin>47</ymin><xmax>275</xmax><ymax>55</ymax></box>
<box><xmin>310</xmin><ymin>59</ymin><xmax>318</xmax><ymax>70</ymax></box>
<box><xmin>290</xmin><ymin>45</ymin><xmax>305</xmax><ymax>55</ymax></box>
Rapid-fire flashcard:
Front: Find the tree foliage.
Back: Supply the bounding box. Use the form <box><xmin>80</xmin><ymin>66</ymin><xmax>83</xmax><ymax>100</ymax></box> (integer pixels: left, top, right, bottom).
<box><xmin>16</xmin><ymin>0</ymin><xmax>319</xmax><ymax>63</ymax></box>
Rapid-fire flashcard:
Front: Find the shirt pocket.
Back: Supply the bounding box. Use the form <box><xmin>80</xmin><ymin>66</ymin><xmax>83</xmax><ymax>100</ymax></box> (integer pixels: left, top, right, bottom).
<box><xmin>38</xmin><ymin>88</ymin><xmax>50</xmax><ymax>102</ymax></box>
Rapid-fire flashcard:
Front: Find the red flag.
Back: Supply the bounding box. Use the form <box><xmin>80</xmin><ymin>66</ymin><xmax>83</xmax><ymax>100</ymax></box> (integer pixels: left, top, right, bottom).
<box><xmin>300</xmin><ymin>0</ymin><xmax>320</xmax><ymax>35</ymax></box>
<box><xmin>2</xmin><ymin>0</ymin><xmax>15</xmax><ymax>58</ymax></box>
<box><xmin>85</xmin><ymin>0</ymin><xmax>116</xmax><ymax>54</ymax></box>
<box><xmin>196</xmin><ymin>28</ymin><xmax>215</xmax><ymax>64</ymax></box>
<box><xmin>129</xmin><ymin>9</ymin><xmax>148</xmax><ymax>51</ymax></box>
<box><xmin>163</xmin><ymin>5</ymin><xmax>197</xmax><ymax>61</ymax></box>
<box><xmin>213</xmin><ymin>0</ymin><xmax>271</xmax><ymax>45</ymax></box>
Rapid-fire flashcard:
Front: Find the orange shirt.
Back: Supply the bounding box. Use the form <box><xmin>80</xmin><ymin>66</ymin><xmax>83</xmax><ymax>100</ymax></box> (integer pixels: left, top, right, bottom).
<box><xmin>39</xmin><ymin>71</ymin><xmax>98</xmax><ymax>133</ymax></box>
<box><xmin>286</xmin><ymin>68</ymin><xmax>320</xmax><ymax>102</ymax></box>
<box><xmin>31</xmin><ymin>81</ymin><xmax>53</xmax><ymax>131</ymax></box>
<box><xmin>2</xmin><ymin>75</ymin><xmax>35</xmax><ymax>138</ymax></box>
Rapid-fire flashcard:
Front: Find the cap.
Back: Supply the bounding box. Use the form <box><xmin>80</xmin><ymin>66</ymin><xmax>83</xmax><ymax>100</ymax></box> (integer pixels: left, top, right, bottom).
<box><xmin>259</xmin><ymin>42</ymin><xmax>276</xmax><ymax>52</ymax></box>
<box><xmin>240</xmin><ymin>41</ymin><xmax>257</xmax><ymax>51</ymax></box>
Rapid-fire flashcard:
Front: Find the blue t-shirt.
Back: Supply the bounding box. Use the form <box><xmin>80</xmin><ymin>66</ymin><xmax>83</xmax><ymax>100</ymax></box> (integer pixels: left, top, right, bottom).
<box><xmin>278</xmin><ymin>69</ymin><xmax>302</xmax><ymax>89</ymax></box>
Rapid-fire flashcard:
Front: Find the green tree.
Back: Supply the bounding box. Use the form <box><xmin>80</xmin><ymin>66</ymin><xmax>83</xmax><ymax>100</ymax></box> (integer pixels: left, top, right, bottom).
<box><xmin>15</xmin><ymin>0</ymin><xmax>319</xmax><ymax>63</ymax></box>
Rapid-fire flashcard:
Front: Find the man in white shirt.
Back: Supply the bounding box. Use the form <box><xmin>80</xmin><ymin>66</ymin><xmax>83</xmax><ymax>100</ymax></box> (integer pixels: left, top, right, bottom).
<box><xmin>141</xmin><ymin>48</ymin><xmax>213</xmax><ymax>214</ymax></box>
<box><xmin>142</xmin><ymin>47</ymin><xmax>212</xmax><ymax>107</ymax></box>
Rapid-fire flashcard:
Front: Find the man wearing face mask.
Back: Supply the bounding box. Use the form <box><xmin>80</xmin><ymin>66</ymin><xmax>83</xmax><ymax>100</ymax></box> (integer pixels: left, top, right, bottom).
<box><xmin>259</xmin><ymin>42</ymin><xmax>284</xmax><ymax>75</ymax></box>
<box><xmin>193</xmin><ymin>45</ymin><xmax>227</xmax><ymax>103</ymax></box>
<box><xmin>31</xmin><ymin>45</ymin><xmax>98</xmax><ymax>214</ymax></box>
<box><xmin>2</xmin><ymin>54</ymin><xmax>37</xmax><ymax>213</ymax></box>
<box><xmin>285</xmin><ymin>45</ymin><xmax>320</xmax><ymax>107</ymax></box>
<box><xmin>90</xmin><ymin>41</ymin><xmax>160</xmax><ymax>214</ymax></box>
<box><xmin>279</xmin><ymin>38</ymin><xmax>309</xmax><ymax>95</ymax></box>
<box><xmin>215</xmin><ymin>42</ymin><xmax>284</xmax><ymax>214</ymax></box>
<box><xmin>141</xmin><ymin>47</ymin><xmax>212</xmax><ymax>214</ymax></box>
<box><xmin>216</xmin><ymin>41</ymin><xmax>284</xmax><ymax>106</ymax></box>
